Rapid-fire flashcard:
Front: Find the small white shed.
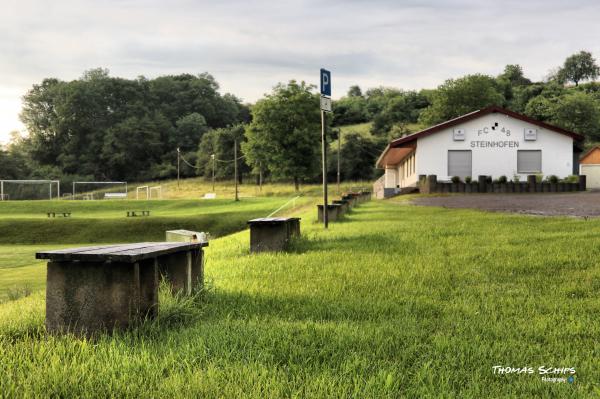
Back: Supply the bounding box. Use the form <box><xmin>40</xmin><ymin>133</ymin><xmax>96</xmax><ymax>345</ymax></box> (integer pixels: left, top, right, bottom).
<box><xmin>580</xmin><ymin>146</ymin><xmax>600</xmax><ymax>189</ymax></box>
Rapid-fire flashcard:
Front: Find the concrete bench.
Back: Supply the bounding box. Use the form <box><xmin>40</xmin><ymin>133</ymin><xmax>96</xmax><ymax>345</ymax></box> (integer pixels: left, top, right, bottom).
<box><xmin>317</xmin><ymin>204</ymin><xmax>343</xmax><ymax>222</ymax></box>
<box><xmin>47</xmin><ymin>212</ymin><xmax>71</xmax><ymax>218</ymax></box>
<box><xmin>341</xmin><ymin>194</ymin><xmax>358</xmax><ymax>206</ymax></box>
<box><xmin>332</xmin><ymin>199</ymin><xmax>350</xmax><ymax>213</ymax></box>
<box><xmin>104</xmin><ymin>193</ymin><xmax>127</xmax><ymax>199</ymax></box>
<box><xmin>36</xmin><ymin>241</ymin><xmax>208</xmax><ymax>336</ymax></box>
<box><xmin>247</xmin><ymin>217</ymin><xmax>301</xmax><ymax>253</ymax></box>
<box><xmin>127</xmin><ymin>210</ymin><xmax>150</xmax><ymax>217</ymax></box>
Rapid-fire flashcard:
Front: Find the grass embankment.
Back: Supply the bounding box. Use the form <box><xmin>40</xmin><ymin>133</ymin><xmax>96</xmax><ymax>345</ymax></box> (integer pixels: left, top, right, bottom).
<box><xmin>1</xmin><ymin>199</ymin><xmax>598</xmax><ymax>397</ymax></box>
<box><xmin>124</xmin><ymin>180</ymin><xmax>371</xmax><ymax>200</ymax></box>
<box><xmin>0</xmin><ymin>198</ymin><xmax>301</xmax><ymax>244</ymax></box>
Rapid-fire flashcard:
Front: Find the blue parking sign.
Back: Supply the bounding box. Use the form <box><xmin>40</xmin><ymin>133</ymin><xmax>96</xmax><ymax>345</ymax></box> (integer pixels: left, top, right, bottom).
<box><xmin>320</xmin><ymin>68</ymin><xmax>331</xmax><ymax>97</ymax></box>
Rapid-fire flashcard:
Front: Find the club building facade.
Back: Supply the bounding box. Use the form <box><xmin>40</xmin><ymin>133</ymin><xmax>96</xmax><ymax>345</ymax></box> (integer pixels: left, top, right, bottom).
<box><xmin>375</xmin><ymin>106</ymin><xmax>584</xmax><ymax>198</ymax></box>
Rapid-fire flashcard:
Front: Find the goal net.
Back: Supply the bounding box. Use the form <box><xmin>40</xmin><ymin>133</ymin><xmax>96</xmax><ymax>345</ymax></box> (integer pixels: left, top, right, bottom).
<box><xmin>72</xmin><ymin>181</ymin><xmax>128</xmax><ymax>200</ymax></box>
<box><xmin>0</xmin><ymin>180</ymin><xmax>61</xmax><ymax>200</ymax></box>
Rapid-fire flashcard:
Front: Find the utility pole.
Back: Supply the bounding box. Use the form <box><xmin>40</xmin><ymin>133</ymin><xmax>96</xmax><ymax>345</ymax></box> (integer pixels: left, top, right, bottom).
<box><xmin>211</xmin><ymin>154</ymin><xmax>215</xmax><ymax>192</ymax></box>
<box><xmin>259</xmin><ymin>162</ymin><xmax>263</xmax><ymax>192</ymax></box>
<box><xmin>234</xmin><ymin>138</ymin><xmax>239</xmax><ymax>201</ymax></box>
<box><xmin>177</xmin><ymin>147</ymin><xmax>180</xmax><ymax>188</ymax></box>
<box><xmin>337</xmin><ymin>130</ymin><xmax>341</xmax><ymax>194</ymax></box>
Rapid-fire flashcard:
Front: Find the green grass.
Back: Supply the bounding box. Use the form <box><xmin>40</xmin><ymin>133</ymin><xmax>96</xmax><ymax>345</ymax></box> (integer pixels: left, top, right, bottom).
<box><xmin>0</xmin><ymin>197</ymin><xmax>307</xmax><ymax>244</ymax></box>
<box><xmin>0</xmin><ymin>198</ymin><xmax>597</xmax><ymax>397</ymax></box>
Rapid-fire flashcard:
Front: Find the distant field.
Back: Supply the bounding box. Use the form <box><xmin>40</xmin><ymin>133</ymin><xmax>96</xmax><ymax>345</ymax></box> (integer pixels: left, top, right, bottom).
<box><xmin>124</xmin><ymin>180</ymin><xmax>371</xmax><ymax>200</ymax></box>
<box><xmin>1</xmin><ymin>198</ymin><xmax>597</xmax><ymax>396</ymax></box>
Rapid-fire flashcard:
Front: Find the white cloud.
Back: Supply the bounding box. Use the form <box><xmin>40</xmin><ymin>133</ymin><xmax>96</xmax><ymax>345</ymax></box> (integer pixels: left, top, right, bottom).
<box><xmin>1</xmin><ymin>0</ymin><xmax>600</xmax><ymax>142</ymax></box>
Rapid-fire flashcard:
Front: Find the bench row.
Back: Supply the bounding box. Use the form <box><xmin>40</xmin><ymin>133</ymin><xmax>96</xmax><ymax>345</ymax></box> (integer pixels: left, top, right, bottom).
<box><xmin>317</xmin><ymin>191</ymin><xmax>371</xmax><ymax>222</ymax></box>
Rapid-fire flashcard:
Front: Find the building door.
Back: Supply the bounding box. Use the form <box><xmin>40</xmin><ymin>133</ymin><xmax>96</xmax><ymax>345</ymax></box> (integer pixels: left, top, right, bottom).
<box><xmin>448</xmin><ymin>150</ymin><xmax>472</xmax><ymax>179</ymax></box>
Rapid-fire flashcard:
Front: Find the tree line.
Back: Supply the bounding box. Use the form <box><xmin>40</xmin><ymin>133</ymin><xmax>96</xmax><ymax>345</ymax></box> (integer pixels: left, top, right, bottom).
<box><xmin>2</xmin><ymin>51</ymin><xmax>600</xmax><ymax>187</ymax></box>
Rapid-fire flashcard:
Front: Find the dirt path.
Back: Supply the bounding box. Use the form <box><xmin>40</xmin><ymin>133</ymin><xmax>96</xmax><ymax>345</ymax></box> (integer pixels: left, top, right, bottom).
<box><xmin>411</xmin><ymin>192</ymin><xmax>600</xmax><ymax>217</ymax></box>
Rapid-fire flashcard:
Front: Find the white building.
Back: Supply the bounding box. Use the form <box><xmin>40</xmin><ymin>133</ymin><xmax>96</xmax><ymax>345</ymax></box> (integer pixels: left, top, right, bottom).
<box><xmin>375</xmin><ymin>106</ymin><xmax>584</xmax><ymax>197</ymax></box>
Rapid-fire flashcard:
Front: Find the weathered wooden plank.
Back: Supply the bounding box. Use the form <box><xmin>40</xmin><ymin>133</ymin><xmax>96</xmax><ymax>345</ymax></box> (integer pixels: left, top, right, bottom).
<box><xmin>247</xmin><ymin>217</ymin><xmax>301</xmax><ymax>225</ymax></box>
<box><xmin>36</xmin><ymin>242</ymin><xmax>208</xmax><ymax>263</ymax></box>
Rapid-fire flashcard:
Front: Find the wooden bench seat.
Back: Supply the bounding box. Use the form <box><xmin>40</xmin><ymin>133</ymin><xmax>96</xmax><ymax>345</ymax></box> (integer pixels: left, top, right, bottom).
<box><xmin>126</xmin><ymin>210</ymin><xmax>150</xmax><ymax>217</ymax></box>
<box><xmin>47</xmin><ymin>212</ymin><xmax>71</xmax><ymax>218</ymax></box>
<box><xmin>36</xmin><ymin>241</ymin><xmax>208</xmax><ymax>336</ymax></box>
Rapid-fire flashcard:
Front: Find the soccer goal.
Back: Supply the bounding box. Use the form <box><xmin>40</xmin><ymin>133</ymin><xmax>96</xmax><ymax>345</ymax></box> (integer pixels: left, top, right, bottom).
<box><xmin>149</xmin><ymin>186</ymin><xmax>162</xmax><ymax>199</ymax></box>
<box><xmin>0</xmin><ymin>180</ymin><xmax>61</xmax><ymax>200</ymax></box>
<box><xmin>136</xmin><ymin>186</ymin><xmax>149</xmax><ymax>200</ymax></box>
<box><xmin>72</xmin><ymin>181</ymin><xmax>128</xmax><ymax>200</ymax></box>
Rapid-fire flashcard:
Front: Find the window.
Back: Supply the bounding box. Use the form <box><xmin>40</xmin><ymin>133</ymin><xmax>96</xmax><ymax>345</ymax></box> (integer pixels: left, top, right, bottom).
<box><xmin>517</xmin><ymin>150</ymin><xmax>542</xmax><ymax>173</ymax></box>
<box><xmin>448</xmin><ymin>150</ymin><xmax>472</xmax><ymax>178</ymax></box>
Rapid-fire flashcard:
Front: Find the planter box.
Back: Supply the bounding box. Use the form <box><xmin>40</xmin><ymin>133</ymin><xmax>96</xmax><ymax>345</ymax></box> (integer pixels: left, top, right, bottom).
<box><xmin>549</xmin><ymin>183</ymin><xmax>557</xmax><ymax>192</ymax></box>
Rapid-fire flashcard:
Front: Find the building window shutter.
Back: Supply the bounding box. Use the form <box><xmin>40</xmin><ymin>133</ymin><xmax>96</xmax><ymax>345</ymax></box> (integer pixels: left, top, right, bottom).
<box><xmin>448</xmin><ymin>150</ymin><xmax>472</xmax><ymax>178</ymax></box>
<box><xmin>517</xmin><ymin>150</ymin><xmax>542</xmax><ymax>173</ymax></box>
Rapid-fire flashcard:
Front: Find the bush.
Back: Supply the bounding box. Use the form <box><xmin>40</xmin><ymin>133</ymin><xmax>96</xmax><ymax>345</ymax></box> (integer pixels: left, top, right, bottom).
<box><xmin>563</xmin><ymin>175</ymin><xmax>579</xmax><ymax>183</ymax></box>
<box><xmin>548</xmin><ymin>175</ymin><xmax>559</xmax><ymax>184</ymax></box>
<box><xmin>513</xmin><ymin>174</ymin><xmax>521</xmax><ymax>183</ymax></box>
<box><xmin>485</xmin><ymin>176</ymin><xmax>493</xmax><ymax>184</ymax></box>
<box><xmin>465</xmin><ymin>176</ymin><xmax>472</xmax><ymax>183</ymax></box>
<box><xmin>451</xmin><ymin>176</ymin><xmax>461</xmax><ymax>184</ymax></box>
<box><xmin>498</xmin><ymin>175</ymin><xmax>508</xmax><ymax>183</ymax></box>
<box><xmin>535</xmin><ymin>174</ymin><xmax>544</xmax><ymax>183</ymax></box>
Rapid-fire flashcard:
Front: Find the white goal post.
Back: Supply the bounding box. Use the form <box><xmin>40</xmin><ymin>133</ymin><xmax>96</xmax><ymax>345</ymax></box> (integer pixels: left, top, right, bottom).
<box><xmin>72</xmin><ymin>181</ymin><xmax>128</xmax><ymax>200</ymax></box>
<box><xmin>0</xmin><ymin>180</ymin><xmax>61</xmax><ymax>200</ymax></box>
<box><xmin>136</xmin><ymin>186</ymin><xmax>149</xmax><ymax>200</ymax></box>
<box><xmin>149</xmin><ymin>186</ymin><xmax>162</xmax><ymax>199</ymax></box>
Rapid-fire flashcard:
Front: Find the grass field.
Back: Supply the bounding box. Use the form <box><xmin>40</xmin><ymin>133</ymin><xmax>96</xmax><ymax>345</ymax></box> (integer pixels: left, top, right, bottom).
<box><xmin>1</xmin><ymin>197</ymin><xmax>598</xmax><ymax>397</ymax></box>
<box><xmin>0</xmin><ymin>181</ymin><xmax>368</xmax><ymax>299</ymax></box>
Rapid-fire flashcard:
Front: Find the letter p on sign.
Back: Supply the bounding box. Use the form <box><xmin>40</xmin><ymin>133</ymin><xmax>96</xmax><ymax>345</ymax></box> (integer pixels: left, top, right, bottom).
<box><xmin>320</xmin><ymin>68</ymin><xmax>331</xmax><ymax>97</ymax></box>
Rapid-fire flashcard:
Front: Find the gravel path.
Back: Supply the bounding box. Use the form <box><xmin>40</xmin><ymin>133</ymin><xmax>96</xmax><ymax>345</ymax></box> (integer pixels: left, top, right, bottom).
<box><xmin>411</xmin><ymin>192</ymin><xmax>600</xmax><ymax>217</ymax></box>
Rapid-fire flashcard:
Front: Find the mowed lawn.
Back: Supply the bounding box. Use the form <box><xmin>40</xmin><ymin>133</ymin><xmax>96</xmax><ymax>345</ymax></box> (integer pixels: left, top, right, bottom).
<box><xmin>0</xmin><ymin>196</ymin><xmax>312</xmax><ymax>300</ymax></box>
<box><xmin>2</xmin><ymin>199</ymin><xmax>600</xmax><ymax>397</ymax></box>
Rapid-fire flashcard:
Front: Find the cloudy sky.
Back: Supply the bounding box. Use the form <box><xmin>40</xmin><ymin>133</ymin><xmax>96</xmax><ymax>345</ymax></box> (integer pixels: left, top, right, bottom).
<box><xmin>2</xmin><ymin>0</ymin><xmax>600</xmax><ymax>143</ymax></box>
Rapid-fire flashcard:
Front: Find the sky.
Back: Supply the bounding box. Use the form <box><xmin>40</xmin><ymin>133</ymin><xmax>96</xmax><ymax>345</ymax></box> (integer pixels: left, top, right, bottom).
<box><xmin>2</xmin><ymin>0</ymin><xmax>600</xmax><ymax>143</ymax></box>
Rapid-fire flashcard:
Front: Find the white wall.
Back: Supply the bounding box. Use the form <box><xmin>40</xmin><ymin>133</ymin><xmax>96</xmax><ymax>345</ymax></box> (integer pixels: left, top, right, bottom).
<box><xmin>416</xmin><ymin>113</ymin><xmax>574</xmax><ymax>180</ymax></box>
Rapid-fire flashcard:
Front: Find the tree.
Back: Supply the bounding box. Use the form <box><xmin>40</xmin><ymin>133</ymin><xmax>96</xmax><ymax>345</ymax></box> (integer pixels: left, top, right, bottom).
<box><xmin>174</xmin><ymin>113</ymin><xmax>209</xmax><ymax>151</ymax></box>
<box><xmin>558</xmin><ymin>51</ymin><xmax>600</xmax><ymax>86</ymax></box>
<box><xmin>196</xmin><ymin>125</ymin><xmax>249</xmax><ymax>181</ymax></box>
<box><xmin>329</xmin><ymin>133</ymin><xmax>383</xmax><ymax>181</ymax></box>
<box><xmin>19</xmin><ymin>68</ymin><xmax>248</xmax><ymax>181</ymax></box>
<box><xmin>243</xmin><ymin>81</ymin><xmax>321</xmax><ymax>190</ymax></box>
<box><xmin>552</xmin><ymin>92</ymin><xmax>600</xmax><ymax>140</ymax></box>
<box><xmin>370</xmin><ymin>91</ymin><xmax>429</xmax><ymax>135</ymax></box>
<box><xmin>498</xmin><ymin>64</ymin><xmax>531</xmax><ymax>87</ymax></box>
<box><xmin>418</xmin><ymin>74</ymin><xmax>505</xmax><ymax>125</ymax></box>
<box><xmin>347</xmin><ymin>85</ymin><xmax>363</xmax><ymax>97</ymax></box>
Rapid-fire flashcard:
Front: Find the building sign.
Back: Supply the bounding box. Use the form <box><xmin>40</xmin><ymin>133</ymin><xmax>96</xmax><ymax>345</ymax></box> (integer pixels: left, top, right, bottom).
<box><xmin>471</xmin><ymin>140</ymin><xmax>519</xmax><ymax>148</ymax></box>
<box><xmin>524</xmin><ymin>128</ymin><xmax>537</xmax><ymax>141</ymax></box>
<box><xmin>469</xmin><ymin>121</ymin><xmax>518</xmax><ymax>149</ymax></box>
<box><xmin>453</xmin><ymin>128</ymin><xmax>465</xmax><ymax>141</ymax></box>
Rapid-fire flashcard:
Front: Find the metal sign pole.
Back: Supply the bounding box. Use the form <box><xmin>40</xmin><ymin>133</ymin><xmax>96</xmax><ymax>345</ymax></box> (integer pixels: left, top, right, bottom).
<box><xmin>337</xmin><ymin>129</ymin><xmax>341</xmax><ymax>194</ymax></box>
<box><xmin>319</xmin><ymin>68</ymin><xmax>331</xmax><ymax>229</ymax></box>
<box><xmin>321</xmin><ymin>109</ymin><xmax>328</xmax><ymax>228</ymax></box>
